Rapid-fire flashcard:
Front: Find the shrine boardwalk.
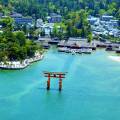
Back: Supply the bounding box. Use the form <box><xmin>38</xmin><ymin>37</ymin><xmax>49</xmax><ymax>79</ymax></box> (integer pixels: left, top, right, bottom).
<box><xmin>43</xmin><ymin>72</ymin><xmax>67</xmax><ymax>91</ymax></box>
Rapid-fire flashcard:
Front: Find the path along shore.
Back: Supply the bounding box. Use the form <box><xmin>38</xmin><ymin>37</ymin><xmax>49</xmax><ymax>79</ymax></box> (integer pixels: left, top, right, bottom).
<box><xmin>0</xmin><ymin>53</ymin><xmax>44</xmax><ymax>70</ymax></box>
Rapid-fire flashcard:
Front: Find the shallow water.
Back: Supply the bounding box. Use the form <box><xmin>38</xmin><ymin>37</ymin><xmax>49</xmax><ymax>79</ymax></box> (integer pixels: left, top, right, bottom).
<box><xmin>0</xmin><ymin>48</ymin><xmax>120</xmax><ymax>120</ymax></box>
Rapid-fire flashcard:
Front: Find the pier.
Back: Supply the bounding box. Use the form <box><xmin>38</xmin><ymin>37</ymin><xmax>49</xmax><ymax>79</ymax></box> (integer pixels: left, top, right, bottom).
<box><xmin>37</xmin><ymin>37</ymin><xmax>120</xmax><ymax>55</ymax></box>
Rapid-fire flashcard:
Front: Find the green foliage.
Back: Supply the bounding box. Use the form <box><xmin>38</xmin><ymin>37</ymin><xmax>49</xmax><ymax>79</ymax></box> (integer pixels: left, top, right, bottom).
<box><xmin>2</xmin><ymin>0</ymin><xmax>8</xmax><ymax>6</ymax></box>
<box><xmin>87</xmin><ymin>33</ymin><xmax>93</xmax><ymax>43</ymax></box>
<box><xmin>49</xmin><ymin>10</ymin><xmax>92</xmax><ymax>39</ymax></box>
<box><xmin>64</xmin><ymin>10</ymin><xmax>91</xmax><ymax>38</ymax></box>
<box><xmin>0</xmin><ymin>17</ymin><xmax>13</xmax><ymax>31</ymax></box>
<box><xmin>14</xmin><ymin>0</ymin><xmax>120</xmax><ymax>18</ymax></box>
<box><xmin>0</xmin><ymin>17</ymin><xmax>42</xmax><ymax>61</ymax></box>
<box><xmin>0</xmin><ymin>0</ymin><xmax>119</xmax><ymax>19</ymax></box>
<box><xmin>14</xmin><ymin>31</ymin><xmax>26</xmax><ymax>46</ymax></box>
<box><xmin>40</xmin><ymin>30</ymin><xmax>45</xmax><ymax>37</ymax></box>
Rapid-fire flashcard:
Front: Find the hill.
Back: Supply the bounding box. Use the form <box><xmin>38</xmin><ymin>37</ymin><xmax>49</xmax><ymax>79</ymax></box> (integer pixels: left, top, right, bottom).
<box><xmin>0</xmin><ymin>0</ymin><xmax>119</xmax><ymax>19</ymax></box>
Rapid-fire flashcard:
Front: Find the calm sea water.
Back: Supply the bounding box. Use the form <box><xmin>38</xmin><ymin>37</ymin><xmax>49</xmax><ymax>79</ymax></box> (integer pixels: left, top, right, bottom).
<box><xmin>0</xmin><ymin>48</ymin><xmax>120</xmax><ymax>120</ymax></box>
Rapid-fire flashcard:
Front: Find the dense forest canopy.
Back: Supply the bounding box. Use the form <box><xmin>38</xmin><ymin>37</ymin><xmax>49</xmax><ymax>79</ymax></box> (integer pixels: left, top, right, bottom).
<box><xmin>0</xmin><ymin>0</ymin><xmax>119</xmax><ymax>19</ymax></box>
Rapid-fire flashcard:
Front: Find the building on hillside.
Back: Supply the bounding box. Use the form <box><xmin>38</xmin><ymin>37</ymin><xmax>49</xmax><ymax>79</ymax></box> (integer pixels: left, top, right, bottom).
<box><xmin>0</xmin><ymin>25</ymin><xmax>2</xmax><ymax>29</ymax></box>
<box><xmin>14</xmin><ymin>17</ymin><xmax>33</xmax><ymax>25</ymax></box>
<box><xmin>10</xmin><ymin>12</ymin><xmax>22</xmax><ymax>18</ymax></box>
<box><xmin>88</xmin><ymin>15</ymin><xmax>119</xmax><ymax>37</ymax></box>
<box><xmin>0</xmin><ymin>12</ymin><xmax>3</xmax><ymax>18</ymax></box>
<box><xmin>87</xmin><ymin>16</ymin><xmax>99</xmax><ymax>25</ymax></box>
<box><xmin>39</xmin><ymin>23</ymin><xmax>54</xmax><ymax>36</ymax></box>
<box><xmin>101</xmin><ymin>15</ymin><xmax>113</xmax><ymax>21</ymax></box>
<box><xmin>10</xmin><ymin>12</ymin><xmax>33</xmax><ymax>25</ymax></box>
<box><xmin>47</xmin><ymin>13</ymin><xmax>62</xmax><ymax>23</ymax></box>
<box><xmin>110</xmin><ymin>20</ymin><xmax>119</xmax><ymax>27</ymax></box>
<box><xmin>36</xmin><ymin>19</ymin><xmax>44</xmax><ymax>28</ymax></box>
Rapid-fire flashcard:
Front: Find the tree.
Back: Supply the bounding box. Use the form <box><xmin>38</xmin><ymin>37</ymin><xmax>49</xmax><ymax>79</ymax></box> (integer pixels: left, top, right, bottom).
<box><xmin>40</xmin><ymin>30</ymin><xmax>45</xmax><ymax>37</ymax></box>
<box><xmin>2</xmin><ymin>0</ymin><xmax>8</xmax><ymax>6</ymax></box>
<box><xmin>15</xmin><ymin>31</ymin><xmax>26</xmax><ymax>46</ymax></box>
<box><xmin>87</xmin><ymin>33</ymin><xmax>93</xmax><ymax>43</ymax></box>
<box><xmin>0</xmin><ymin>17</ymin><xmax>13</xmax><ymax>31</ymax></box>
<box><xmin>0</xmin><ymin>16</ymin><xmax>43</xmax><ymax>61</ymax></box>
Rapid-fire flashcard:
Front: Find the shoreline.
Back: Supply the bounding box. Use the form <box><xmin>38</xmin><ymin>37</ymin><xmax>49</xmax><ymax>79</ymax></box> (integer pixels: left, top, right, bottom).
<box><xmin>0</xmin><ymin>54</ymin><xmax>44</xmax><ymax>70</ymax></box>
<box><xmin>1</xmin><ymin>48</ymin><xmax>120</xmax><ymax>70</ymax></box>
<box><xmin>108</xmin><ymin>56</ymin><xmax>120</xmax><ymax>62</ymax></box>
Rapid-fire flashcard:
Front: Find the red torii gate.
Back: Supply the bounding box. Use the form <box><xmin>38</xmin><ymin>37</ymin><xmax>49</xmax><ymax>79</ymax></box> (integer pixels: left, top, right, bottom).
<box><xmin>43</xmin><ymin>72</ymin><xmax>67</xmax><ymax>91</ymax></box>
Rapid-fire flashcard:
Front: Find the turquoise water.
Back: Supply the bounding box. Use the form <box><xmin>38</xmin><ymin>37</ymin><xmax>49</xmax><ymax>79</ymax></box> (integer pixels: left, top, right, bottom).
<box><xmin>0</xmin><ymin>48</ymin><xmax>120</xmax><ymax>120</ymax></box>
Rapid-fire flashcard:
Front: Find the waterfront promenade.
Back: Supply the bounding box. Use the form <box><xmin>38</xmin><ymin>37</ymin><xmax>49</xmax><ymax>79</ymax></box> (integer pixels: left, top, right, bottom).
<box><xmin>0</xmin><ymin>53</ymin><xmax>44</xmax><ymax>70</ymax></box>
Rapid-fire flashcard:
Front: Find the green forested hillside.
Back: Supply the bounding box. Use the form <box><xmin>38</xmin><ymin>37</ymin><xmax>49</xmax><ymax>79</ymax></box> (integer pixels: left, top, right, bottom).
<box><xmin>0</xmin><ymin>0</ymin><xmax>119</xmax><ymax>39</ymax></box>
<box><xmin>0</xmin><ymin>0</ymin><xmax>119</xmax><ymax>19</ymax></box>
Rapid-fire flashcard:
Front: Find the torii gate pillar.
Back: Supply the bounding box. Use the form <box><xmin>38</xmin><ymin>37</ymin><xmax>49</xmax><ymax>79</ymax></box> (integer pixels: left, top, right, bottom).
<box><xmin>47</xmin><ymin>73</ymin><xmax>50</xmax><ymax>90</ymax></box>
<box><xmin>59</xmin><ymin>75</ymin><xmax>62</xmax><ymax>91</ymax></box>
<box><xmin>44</xmin><ymin>72</ymin><xmax>66</xmax><ymax>91</ymax></box>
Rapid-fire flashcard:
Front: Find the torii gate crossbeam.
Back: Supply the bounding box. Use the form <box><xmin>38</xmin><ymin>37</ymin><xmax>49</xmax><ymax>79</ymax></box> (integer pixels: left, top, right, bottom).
<box><xmin>43</xmin><ymin>72</ymin><xmax>67</xmax><ymax>91</ymax></box>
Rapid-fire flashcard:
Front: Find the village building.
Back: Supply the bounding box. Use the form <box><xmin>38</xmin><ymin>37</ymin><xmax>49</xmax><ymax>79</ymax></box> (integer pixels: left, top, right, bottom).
<box><xmin>47</xmin><ymin>13</ymin><xmax>62</xmax><ymax>23</ymax></box>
